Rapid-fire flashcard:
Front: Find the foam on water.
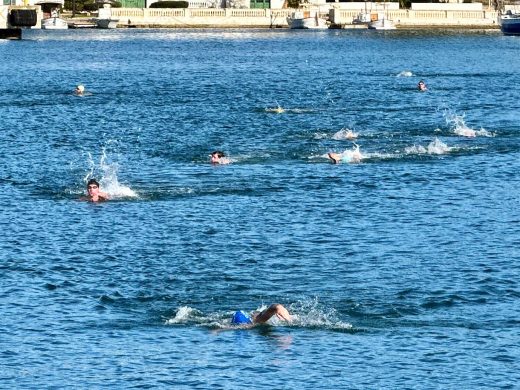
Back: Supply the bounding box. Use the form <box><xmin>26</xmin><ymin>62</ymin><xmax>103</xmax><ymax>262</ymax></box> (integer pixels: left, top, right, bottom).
<box><xmin>332</xmin><ymin>128</ymin><xmax>359</xmax><ymax>140</ymax></box>
<box><xmin>405</xmin><ymin>138</ymin><xmax>452</xmax><ymax>155</ymax></box>
<box><xmin>445</xmin><ymin>112</ymin><xmax>494</xmax><ymax>138</ymax></box>
<box><xmin>325</xmin><ymin>143</ymin><xmax>363</xmax><ymax>163</ymax></box>
<box><xmin>84</xmin><ymin>147</ymin><xmax>138</xmax><ymax>199</ymax></box>
<box><xmin>290</xmin><ymin>298</ymin><xmax>354</xmax><ymax>331</ymax></box>
<box><xmin>265</xmin><ymin>106</ymin><xmax>286</xmax><ymax>114</ymax></box>
<box><xmin>396</xmin><ymin>70</ymin><xmax>414</xmax><ymax>77</ymax></box>
<box><xmin>165</xmin><ymin>306</ymin><xmax>200</xmax><ymax>324</ymax></box>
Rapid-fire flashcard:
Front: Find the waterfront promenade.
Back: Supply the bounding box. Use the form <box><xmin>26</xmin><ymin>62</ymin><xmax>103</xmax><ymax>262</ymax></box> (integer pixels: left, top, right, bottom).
<box><xmin>104</xmin><ymin>6</ymin><xmax>499</xmax><ymax>29</ymax></box>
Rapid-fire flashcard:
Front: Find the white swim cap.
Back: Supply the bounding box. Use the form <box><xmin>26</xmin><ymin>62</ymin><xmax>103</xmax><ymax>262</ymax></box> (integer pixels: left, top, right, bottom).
<box><xmin>77</xmin><ymin>85</ymin><xmax>85</xmax><ymax>92</ymax></box>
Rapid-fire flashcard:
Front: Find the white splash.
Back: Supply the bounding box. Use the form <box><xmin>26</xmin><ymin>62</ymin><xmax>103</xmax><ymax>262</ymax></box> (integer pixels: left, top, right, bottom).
<box><xmin>405</xmin><ymin>138</ymin><xmax>452</xmax><ymax>155</ymax></box>
<box><xmin>327</xmin><ymin>143</ymin><xmax>363</xmax><ymax>163</ymax></box>
<box><xmin>313</xmin><ymin>132</ymin><xmax>329</xmax><ymax>140</ymax></box>
<box><xmin>289</xmin><ymin>298</ymin><xmax>353</xmax><ymax>330</ymax></box>
<box><xmin>427</xmin><ymin>138</ymin><xmax>451</xmax><ymax>154</ymax></box>
<box><xmin>85</xmin><ymin>148</ymin><xmax>138</xmax><ymax>198</ymax></box>
<box><xmin>475</xmin><ymin>128</ymin><xmax>494</xmax><ymax>137</ymax></box>
<box><xmin>265</xmin><ymin>104</ymin><xmax>285</xmax><ymax>114</ymax></box>
<box><xmin>332</xmin><ymin>128</ymin><xmax>358</xmax><ymax>140</ymax></box>
<box><xmin>396</xmin><ymin>70</ymin><xmax>413</xmax><ymax>77</ymax></box>
<box><xmin>165</xmin><ymin>300</ymin><xmax>354</xmax><ymax>331</ymax></box>
<box><xmin>165</xmin><ymin>306</ymin><xmax>198</xmax><ymax>325</ymax></box>
<box><xmin>445</xmin><ymin>113</ymin><xmax>494</xmax><ymax>138</ymax></box>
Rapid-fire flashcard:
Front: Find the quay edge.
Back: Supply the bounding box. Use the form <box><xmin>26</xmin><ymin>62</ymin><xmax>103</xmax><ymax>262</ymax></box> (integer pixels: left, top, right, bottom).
<box><xmin>89</xmin><ymin>4</ymin><xmax>501</xmax><ymax>29</ymax></box>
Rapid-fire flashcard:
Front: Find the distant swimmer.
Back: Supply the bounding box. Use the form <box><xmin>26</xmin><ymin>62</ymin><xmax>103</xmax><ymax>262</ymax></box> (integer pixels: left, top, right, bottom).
<box><xmin>231</xmin><ymin>304</ymin><xmax>292</xmax><ymax>326</ymax></box>
<box><xmin>74</xmin><ymin>84</ymin><xmax>85</xmax><ymax>96</ymax></box>
<box><xmin>417</xmin><ymin>80</ymin><xmax>428</xmax><ymax>92</ymax></box>
<box><xmin>327</xmin><ymin>143</ymin><xmax>362</xmax><ymax>164</ymax></box>
<box><xmin>343</xmin><ymin>129</ymin><xmax>358</xmax><ymax>140</ymax></box>
<box><xmin>265</xmin><ymin>106</ymin><xmax>285</xmax><ymax>114</ymax></box>
<box><xmin>333</xmin><ymin>128</ymin><xmax>358</xmax><ymax>140</ymax></box>
<box><xmin>82</xmin><ymin>178</ymin><xmax>109</xmax><ymax>202</ymax></box>
<box><xmin>210</xmin><ymin>150</ymin><xmax>230</xmax><ymax>165</ymax></box>
<box><xmin>397</xmin><ymin>70</ymin><xmax>413</xmax><ymax>77</ymax></box>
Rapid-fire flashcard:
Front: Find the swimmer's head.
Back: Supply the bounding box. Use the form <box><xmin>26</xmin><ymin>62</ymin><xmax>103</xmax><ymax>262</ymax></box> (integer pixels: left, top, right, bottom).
<box><xmin>87</xmin><ymin>178</ymin><xmax>100</xmax><ymax>189</ymax></box>
<box><xmin>76</xmin><ymin>85</ymin><xmax>85</xmax><ymax>93</ymax></box>
<box><xmin>210</xmin><ymin>150</ymin><xmax>226</xmax><ymax>164</ymax></box>
<box><xmin>231</xmin><ymin>311</ymin><xmax>252</xmax><ymax>325</ymax></box>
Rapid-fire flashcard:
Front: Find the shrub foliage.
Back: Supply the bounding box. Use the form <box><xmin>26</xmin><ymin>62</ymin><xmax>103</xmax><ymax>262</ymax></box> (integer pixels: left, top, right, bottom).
<box><xmin>149</xmin><ymin>1</ymin><xmax>189</xmax><ymax>8</ymax></box>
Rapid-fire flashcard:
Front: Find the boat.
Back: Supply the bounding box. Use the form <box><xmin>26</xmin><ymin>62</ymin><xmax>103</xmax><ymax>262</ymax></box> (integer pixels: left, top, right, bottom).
<box><xmin>94</xmin><ymin>2</ymin><xmax>119</xmax><ymax>29</ymax></box>
<box><xmin>96</xmin><ymin>17</ymin><xmax>119</xmax><ymax>29</ymax></box>
<box><xmin>368</xmin><ymin>12</ymin><xmax>396</xmax><ymax>30</ymax></box>
<box><xmin>287</xmin><ymin>9</ymin><xmax>328</xmax><ymax>29</ymax></box>
<box><xmin>499</xmin><ymin>9</ymin><xmax>520</xmax><ymax>35</ymax></box>
<box><xmin>68</xmin><ymin>21</ymin><xmax>97</xmax><ymax>29</ymax></box>
<box><xmin>353</xmin><ymin>11</ymin><xmax>372</xmax><ymax>25</ymax></box>
<box><xmin>352</xmin><ymin>1</ymin><xmax>372</xmax><ymax>25</ymax></box>
<box><xmin>36</xmin><ymin>0</ymin><xmax>68</xmax><ymax>30</ymax></box>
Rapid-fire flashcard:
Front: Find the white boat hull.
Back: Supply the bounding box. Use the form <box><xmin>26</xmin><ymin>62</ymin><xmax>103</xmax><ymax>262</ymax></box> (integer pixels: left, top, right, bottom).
<box><xmin>42</xmin><ymin>17</ymin><xmax>68</xmax><ymax>29</ymax></box>
<box><xmin>287</xmin><ymin>10</ymin><xmax>327</xmax><ymax>29</ymax></box>
<box><xmin>368</xmin><ymin>18</ymin><xmax>396</xmax><ymax>30</ymax></box>
<box><xmin>287</xmin><ymin>16</ymin><xmax>327</xmax><ymax>29</ymax></box>
<box><xmin>96</xmin><ymin>18</ymin><xmax>119</xmax><ymax>29</ymax></box>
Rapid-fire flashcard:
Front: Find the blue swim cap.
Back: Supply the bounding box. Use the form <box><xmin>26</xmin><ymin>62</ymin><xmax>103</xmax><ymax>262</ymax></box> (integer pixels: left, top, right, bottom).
<box><xmin>231</xmin><ymin>311</ymin><xmax>252</xmax><ymax>325</ymax></box>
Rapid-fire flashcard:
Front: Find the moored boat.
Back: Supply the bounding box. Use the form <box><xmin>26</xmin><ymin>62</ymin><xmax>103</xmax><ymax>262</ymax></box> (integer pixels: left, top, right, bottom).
<box><xmin>368</xmin><ymin>13</ymin><xmax>396</xmax><ymax>30</ymax></box>
<box><xmin>96</xmin><ymin>18</ymin><xmax>119</xmax><ymax>29</ymax></box>
<box><xmin>352</xmin><ymin>11</ymin><xmax>372</xmax><ymax>25</ymax></box>
<box><xmin>499</xmin><ymin>9</ymin><xmax>520</xmax><ymax>35</ymax></box>
<box><xmin>95</xmin><ymin>2</ymin><xmax>119</xmax><ymax>29</ymax></box>
<box><xmin>36</xmin><ymin>0</ymin><xmax>68</xmax><ymax>30</ymax></box>
<box><xmin>287</xmin><ymin>9</ymin><xmax>328</xmax><ymax>29</ymax></box>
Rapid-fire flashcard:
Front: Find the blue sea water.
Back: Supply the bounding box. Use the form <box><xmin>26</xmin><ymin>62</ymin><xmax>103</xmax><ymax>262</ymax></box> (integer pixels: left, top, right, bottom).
<box><xmin>1</xmin><ymin>28</ymin><xmax>519</xmax><ymax>388</ymax></box>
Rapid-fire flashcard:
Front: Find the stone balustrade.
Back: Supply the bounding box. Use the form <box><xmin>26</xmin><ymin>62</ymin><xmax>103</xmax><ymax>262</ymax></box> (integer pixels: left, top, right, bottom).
<box><xmin>331</xmin><ymin>8</ymin><xmax>498</xmax><ymax>27</ymax></box>
<box><xmin>112</xmin><ymin>7</ymin><xmax>292</xmax><ymax>27</ymax></box>
<box><xmin>110</xmin><ymin>7</ymin><xmax>500</xmax><ymax>28</ymax></box>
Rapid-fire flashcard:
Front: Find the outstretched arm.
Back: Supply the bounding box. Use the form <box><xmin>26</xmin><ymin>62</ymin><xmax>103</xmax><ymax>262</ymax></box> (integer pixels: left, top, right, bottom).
<box><xmin>253</xmin><ymin>304</ymin><xmax>291</xmax><ymax>324</ymax></box>
<box><xmin>327</xmin><ymin>153</ymin><xmax>341</xmax><ymax>164</ymax></box>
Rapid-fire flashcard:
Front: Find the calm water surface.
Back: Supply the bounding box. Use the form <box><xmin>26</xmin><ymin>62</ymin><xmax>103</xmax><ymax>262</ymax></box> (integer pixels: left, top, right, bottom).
<box><xmin>1</xmin><ymin>28</ymin><xmax>519</xmax><ymax>388</ymax></box>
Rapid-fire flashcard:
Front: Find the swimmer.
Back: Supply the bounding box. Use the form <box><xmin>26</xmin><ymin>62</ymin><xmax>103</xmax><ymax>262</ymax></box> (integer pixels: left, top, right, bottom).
<box><xmin>327</xmin><ymin>143</ymin><xmax>362</xmax><ymax>164</ymax></box>
<box><xmin>454</xmin><ymin>127</ymin><xmax>476</xmax><ymax>137</ymax></box>
<box><xmin>83</xmin><ymin>179</ymin><xmax>109</xmax><ymax>202</ymax></box>
<box><xmin>333</xmin><ymin>128</ymin><xmax>358</xmax><ymax>140</ymax></box>
<box><xmin>231</xmin><ymin>304</ymin><xmax>292</xmax><ymax>326</ymax></box>
<box><xmin>210</xmin><ymin>150</ymin><xmax>230</xmax><ymax>165</ymax></box>
<box><xmin>343</xmin><ymin>129</ymin><xmax>358</xmax><ymax>140</ymax></box>
<box><xmin>266</xmin><ymin>105</ymin><xmax>285</xmax><ymax>114</ymax></box>
<box><xmin>417</xmin><ymin>80</ymin><xmax>427</xmax><ymax>92</ymax></box>
<box><xmin>75</xmin><ymin>85</ymin><xmax>85</xmax><ymax>96</ymax></box>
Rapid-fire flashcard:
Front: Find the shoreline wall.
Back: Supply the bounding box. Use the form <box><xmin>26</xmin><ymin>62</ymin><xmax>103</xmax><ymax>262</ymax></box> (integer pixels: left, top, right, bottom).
<box><xmin>109</xmin><ymin>7</ymin><xmax>500</xmax><ymax>28</ymax></box>
<box><xmin>112</xmin><ymin>8</ymin><xmax>293</xmax><ymax>27</ymax></box>
<box><xmin>331</xmin><ymin>8</ymin><xmax>498</xmax><ymax>27</ymax></box>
